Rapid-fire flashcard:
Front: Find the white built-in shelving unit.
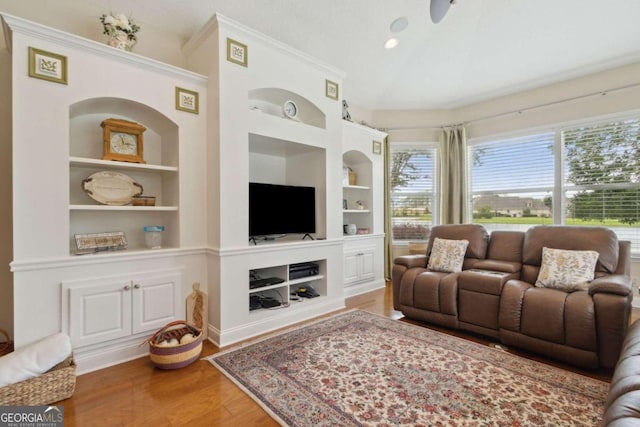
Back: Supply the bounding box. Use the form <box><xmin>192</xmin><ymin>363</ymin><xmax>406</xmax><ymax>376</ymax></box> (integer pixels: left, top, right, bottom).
<box><xmin>3</xmin><ymin>11</ymin><xmax>388</xmax><ymax>371</ymax></box>
<box><xmin>3</xmin><ymin>13</ymin><xmax>208</xmax><ymax>373</ymax></box>
<box><xmin>342</xmin><ymin>121</ymin><xmax>387</xmax><ymax>297</ymax></box>
<box><xmin>185</xmin><ymin>14</ymin><xmax>346</xmax><ymax>346</ymax></box>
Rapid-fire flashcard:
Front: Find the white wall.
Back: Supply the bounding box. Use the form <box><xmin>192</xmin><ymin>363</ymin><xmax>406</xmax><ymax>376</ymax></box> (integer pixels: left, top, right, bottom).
<box><xmin>0</xmin><ymin>1</ymin><xmax>187</xmax><ymax>67</ymax></box>
<box><xmin>0</xmin><ymin>45</ymin><xmax>11</xmax><ymax>338</ymax></box>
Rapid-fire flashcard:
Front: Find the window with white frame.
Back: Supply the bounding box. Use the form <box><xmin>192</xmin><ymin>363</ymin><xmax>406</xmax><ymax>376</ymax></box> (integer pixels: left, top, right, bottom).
<box><xmin>468</xmin><ymin>114</ymin><xmax>640</xmax><ymax>253</ymax></box>
<box><xmin>562</xmin><ymin>118</ymin><xmax>640</xmax><ymax>252</ymax></box>
<box><xmin>469</xmin><ymin>132</ymin><xmax>555</xmax><ymax>231</ymax></box>
<box><xmin>390</xmin><ymin>143</ymin><xmax>438</xmax><ymax>241</ymax></box>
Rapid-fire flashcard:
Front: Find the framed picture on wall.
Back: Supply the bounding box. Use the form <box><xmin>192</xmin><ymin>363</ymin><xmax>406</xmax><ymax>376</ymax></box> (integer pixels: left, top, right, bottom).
<box><xmin>226</xmin><ymin>38</ymin><xmax>248</xmax><ymax>67</ymax></box>
<box><xmin>175</xmin><ymin>87</ymin><xmax>199</xmax><ymax>114</ymax></box>
<box><xmin>325</xmin><ymin>79</ymin><xmax>339</xmax><ymax>100</ymax></box>
<box><xmin>372</xmin><ymin>140</ymin><xmax>382</xmax><ymax>155</ymax></box>
<box><xmin>28</xmin><ymin>47</ymin><xmax>68</xmax><ymax>85</ymax></box>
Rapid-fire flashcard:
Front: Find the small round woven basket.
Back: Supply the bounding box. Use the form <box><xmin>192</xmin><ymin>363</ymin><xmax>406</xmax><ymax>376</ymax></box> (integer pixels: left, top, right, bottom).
<box><xmin>148</xmin><ymin>321</ymin><xmax>203</xmax><ymax>370</ymax></box>
<box><xmin>0</xmin><ymin>328</ymin><xmax>13</xmax><ymax>356</ymax></box>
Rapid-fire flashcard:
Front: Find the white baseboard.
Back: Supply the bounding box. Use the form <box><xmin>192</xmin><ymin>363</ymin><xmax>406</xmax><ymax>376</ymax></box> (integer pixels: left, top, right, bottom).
<box><xmin>74</xmin><ymin>337</ymin><xmax>150</xmax><ymax>375</ymax></box>
<box><xmin>343</xmin><ymin>278</ymin><xmax>386</xmax><ymax>298</ymax></box>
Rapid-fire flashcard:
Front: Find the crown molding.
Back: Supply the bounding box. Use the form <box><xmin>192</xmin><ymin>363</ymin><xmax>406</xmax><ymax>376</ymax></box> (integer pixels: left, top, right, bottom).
<box><xmin>184</xmin><ymin>13</ymin><xmax>346</xmax><ymax>80</ymax></box>
<box><xmin>1</xmin><ymin>13</ymin><xmax>207</xmax><ymax>85</ymax></box>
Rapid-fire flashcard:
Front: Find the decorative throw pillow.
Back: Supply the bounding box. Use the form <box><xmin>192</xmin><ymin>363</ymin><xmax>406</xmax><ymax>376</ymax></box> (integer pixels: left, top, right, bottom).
<box><xmin>535</xmin><ymin>247</ymin><xmax>599</xmax><ymax>292</ymax></box>
<box><xmin>427</xmin><ymin>238</ymin><xmax>469</xmax><ymax>273</ymax></box>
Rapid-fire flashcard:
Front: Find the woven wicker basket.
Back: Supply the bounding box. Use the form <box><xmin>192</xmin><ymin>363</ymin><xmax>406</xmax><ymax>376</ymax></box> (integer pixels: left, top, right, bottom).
<box><xmin>0</xmin><ymin>329</ymin><xmax>12</xmax><ymax>356</ymax></box>
<box><xmin>0</xmin><ymin>354</ymin><xmax>76</xmax><ymax>405</ymax></box>
<box><xmin>148</xmin><ymin>321</ymin><xmax>202</xmax><ymax>370</ymax></box>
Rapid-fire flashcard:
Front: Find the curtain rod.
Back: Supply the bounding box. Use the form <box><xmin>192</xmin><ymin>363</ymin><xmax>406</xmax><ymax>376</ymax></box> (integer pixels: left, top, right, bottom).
<box><xmin>382</xmin><ymin>82</ymin><xmax>640</xmax><ymax>132</ymax></box>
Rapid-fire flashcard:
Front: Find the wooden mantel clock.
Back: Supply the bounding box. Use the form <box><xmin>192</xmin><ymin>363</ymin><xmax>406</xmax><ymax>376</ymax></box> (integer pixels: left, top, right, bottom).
<box><xmin>101</xmin><ymin>118</ymin><xmax>146</xmax><ymax>163</ymax></box>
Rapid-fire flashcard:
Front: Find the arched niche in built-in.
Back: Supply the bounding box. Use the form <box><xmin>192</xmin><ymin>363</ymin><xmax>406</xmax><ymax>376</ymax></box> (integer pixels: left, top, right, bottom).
<box><xmin>248</xmin><ymin>88</ymin><xmax>326</xmax><ymax>129</ymax></box>
<box><xmin>69</xmin><ymin>97</ymin><xmax>179</xmax><ymax>166</ymax></box>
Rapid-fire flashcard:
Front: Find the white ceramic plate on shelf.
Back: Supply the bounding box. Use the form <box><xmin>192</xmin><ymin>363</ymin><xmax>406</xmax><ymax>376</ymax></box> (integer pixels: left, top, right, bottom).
<box><xmin>82</xmin><ymin>171</ymin><xmax>143</xmax><ymax>206</ymax></box>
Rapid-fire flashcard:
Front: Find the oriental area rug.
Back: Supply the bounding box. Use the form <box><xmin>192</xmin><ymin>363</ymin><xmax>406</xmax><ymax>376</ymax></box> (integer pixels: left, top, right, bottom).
<box><xmin>207</xmin><ymin>310</ymin><xmax>608</xmax><ymax>426</ymax></box>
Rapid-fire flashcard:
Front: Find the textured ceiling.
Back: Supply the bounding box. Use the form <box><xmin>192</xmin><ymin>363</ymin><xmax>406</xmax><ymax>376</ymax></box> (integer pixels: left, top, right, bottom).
<box><xmin>86</xmin><ymin>0</ymin><xmax>640</xmax><ymax>110</ymax></box>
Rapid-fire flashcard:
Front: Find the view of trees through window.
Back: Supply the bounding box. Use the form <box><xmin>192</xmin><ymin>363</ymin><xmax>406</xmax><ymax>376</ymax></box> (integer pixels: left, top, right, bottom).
<box><xmin>564</xmin><ymin>119</ymin><xmax>639</xmax><ymax>226</ymax></box>
<box><xmin>389</xmin><ymin>145</ymin><xmax>437</xmax><ymax>241</ymax></box>
<box><xmin>389</xmin><ymin>116</ymin><xmax>639</xmax><ymax>252</ymax></box>
<box><xmin>470</xmin><ymin>117</ymin><xmax>640</xmax><ymax>252</ymax></box>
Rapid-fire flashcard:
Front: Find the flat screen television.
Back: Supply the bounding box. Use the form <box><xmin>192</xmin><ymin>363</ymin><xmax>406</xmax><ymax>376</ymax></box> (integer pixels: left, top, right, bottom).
<box><xmin>249</xmin><ymin>182</ymin><xmax>316</xmax><ymax>239</ymax></box>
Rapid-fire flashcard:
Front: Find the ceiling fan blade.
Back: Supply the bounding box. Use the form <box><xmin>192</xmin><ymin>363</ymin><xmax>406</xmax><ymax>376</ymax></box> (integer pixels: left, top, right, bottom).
<box><xmin>430</xmin><ymin>0</ymin><xmax>451</xmax><ymax>23</ymax></box>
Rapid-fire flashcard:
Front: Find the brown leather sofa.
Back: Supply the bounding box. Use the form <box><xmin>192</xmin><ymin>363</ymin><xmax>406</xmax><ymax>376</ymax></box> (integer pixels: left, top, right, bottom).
<box><xmin>392</xmin><ymin>224</ymin><xmax>633</xmax><ymax>369</ymax></box>
<box><xmin>603</xmin><ymin>319</ymin><xmax>640</xmax><ymax>426</ymax></box>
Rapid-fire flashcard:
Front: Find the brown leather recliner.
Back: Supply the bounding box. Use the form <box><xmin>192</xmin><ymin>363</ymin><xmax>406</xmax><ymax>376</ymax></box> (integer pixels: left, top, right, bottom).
<box><xmin>499</xmin><ymin>226</ymin><xmax>633</xmax><ymax>369</ymax></box>
<box><xmin>603</xmin><ymin>319</ymin><xmax>640</xmax><ymax>425</ymax></box>
<box><xmin>392</xmin><ymin>224</ymin><xmax>490</xmax><ymax>330</ymax></box>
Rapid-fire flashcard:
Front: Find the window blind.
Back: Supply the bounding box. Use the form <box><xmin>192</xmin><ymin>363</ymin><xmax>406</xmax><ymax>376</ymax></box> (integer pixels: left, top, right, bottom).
<box><xmin>562</xmin><ymin>119</ymin><xmax>640</xmax><ymax>245</ymax></box>
<box><xmin>390</xmin><ymin>145</ymin><xmax>437</xmax><ymax>241</ymax></box>
<box><xmin>469</xmin><ymin>133</ymin><xmax>554</xmax><ymax>227</ymax></box>
<box><xmin>467</xmin><ymin>116</ymin><xmax>640</xmax><ymax>253</ymax></box>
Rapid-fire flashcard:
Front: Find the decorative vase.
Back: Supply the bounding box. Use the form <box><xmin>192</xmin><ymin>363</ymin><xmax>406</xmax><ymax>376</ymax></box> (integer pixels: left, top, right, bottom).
<box><xmin>108</xmin><ymin>30</ymin><xmax>135</xmax><ymax>51</ymax></box>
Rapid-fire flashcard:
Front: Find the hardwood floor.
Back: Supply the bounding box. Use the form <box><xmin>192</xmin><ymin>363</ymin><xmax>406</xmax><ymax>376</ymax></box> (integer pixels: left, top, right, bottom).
<box><xmin>60</xmin><ymin>285</ymin><xmax>639</xmax><ymax>426</ymax></box>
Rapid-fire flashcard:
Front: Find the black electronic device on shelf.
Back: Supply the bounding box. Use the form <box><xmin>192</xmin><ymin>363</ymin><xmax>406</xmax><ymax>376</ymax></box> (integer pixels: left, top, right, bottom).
<box><xmin>249</xmin><ymin>294</ymin><xmax>283</xmax><ymax>310</ymax></box>
<box><xmin>249</xmin><ymin>276</ymin><xmax>285</xmax><ymax>289</ymax></box>
<box><xmin>289</xmin><ymin>262</ymin><xmax>319</xmax><ymax>280</ymax></box>
<box><xmin>294</xmin><ymin>284</ymin><xmax>319</xmax><ymax>298</ymax></box>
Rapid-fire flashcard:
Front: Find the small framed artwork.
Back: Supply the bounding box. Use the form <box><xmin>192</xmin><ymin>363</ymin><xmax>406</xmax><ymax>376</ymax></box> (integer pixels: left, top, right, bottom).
<box><xmin>325</xmin><ymin>79</ymin><xmax>339</xmax><ymax>100</ymax></box>
<box><xmin>343</xmin><ymin>199</ymin><xmax>348</xmax><ymax>210</ymax></box>
<box><xmin>372</xmin><ymin>140</ymin><xmax>382</xmax><ymax>155</ymax></box>
<box><xmin>175</xmin><ymin>87</ymin><xmax>199</xmax><ymax>114</ymax></box>
<box><xmin>227</xmin><ymin>38</ymin><xmax>248</xmax><ymax>67</ymax></box>
<box><xmin>28</xmin><ymin>47</ymin><xmax>68</xmax><ymax>85</ymax></box>
<box><xmin>74</xmin><ymin>231</ymin><xmax>127</xmax><ymax>253</ymax></box>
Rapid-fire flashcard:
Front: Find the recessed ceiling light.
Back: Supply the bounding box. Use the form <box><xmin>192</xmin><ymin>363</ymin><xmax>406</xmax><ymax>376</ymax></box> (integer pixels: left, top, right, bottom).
<box><xmin>384</xmin><ymin>38</ymin><xmax>399</xmax><ymax>49</ymax></box>
<box><xmin>390</xmin><ymin>17</ymin><xmax>409</xmax><ymax>33</ymax></box>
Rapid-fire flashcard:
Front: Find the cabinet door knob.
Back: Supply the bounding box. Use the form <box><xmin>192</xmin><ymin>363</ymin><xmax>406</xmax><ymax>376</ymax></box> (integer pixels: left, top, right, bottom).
<box><xmin>134</xmin><ymin>284</ymin><xmax>140</xmax><ymax>289</ymax></box>
<box><xmin>124</xmin><ymin>285</ymin><xmax>131</xmax><ymax>291</ymax></box>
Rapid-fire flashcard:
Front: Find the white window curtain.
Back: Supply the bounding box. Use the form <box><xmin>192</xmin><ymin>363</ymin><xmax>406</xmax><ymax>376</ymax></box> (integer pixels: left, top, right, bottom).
<box><xmin>439</xmin><ymin>126</ymin><xmax>469</xmax><ymax>224</ymax></box>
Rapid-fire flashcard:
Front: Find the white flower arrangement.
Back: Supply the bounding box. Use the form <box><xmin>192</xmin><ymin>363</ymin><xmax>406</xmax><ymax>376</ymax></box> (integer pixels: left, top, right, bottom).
<box><xmin>100</xmin><ymin>13</ymin><xmax>140</xmax><ymax>42</ymax></box>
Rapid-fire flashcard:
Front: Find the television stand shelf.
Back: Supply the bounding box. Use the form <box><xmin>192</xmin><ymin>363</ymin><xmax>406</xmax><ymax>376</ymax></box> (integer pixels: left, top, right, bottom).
<box><xmin>248</xmin><ymin>260</ymin><xmax>326</xmax><ymax>313</ymax></box>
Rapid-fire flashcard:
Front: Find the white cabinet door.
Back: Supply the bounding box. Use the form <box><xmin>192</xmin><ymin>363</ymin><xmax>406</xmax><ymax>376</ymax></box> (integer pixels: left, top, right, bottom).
<box><xmin>63</xmin><ymin>270</ymin><xmax>182</xmax><ymax>348</ymax></box>
<box><xmin>359</xmin><ymin>250</ymin><xmax>375</xmax><ymax>282</ymax></box>
<box><xmin>132</xmin><ymin>273</ymin><xmax>182</xmax><ymax>334</ymax></box>
<box><xmin>67</xmin><ymin>278</ymin><xmax>133</xmax><ymax>348</ymax></box>
<box><xmin>343</xmin><ymin>251</ymin><xmax>361</xmax><ymax>285</ymax></box>
<box><xmin>343</xmin><ymin>246</ymin><xmax>376</xmax><ymax>286</ymax></box>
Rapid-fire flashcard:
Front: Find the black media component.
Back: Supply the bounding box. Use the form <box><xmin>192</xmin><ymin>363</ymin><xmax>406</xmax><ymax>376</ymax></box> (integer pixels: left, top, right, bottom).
<box><xmin>289</xmin><ymin>262</ymin><xmax>319</xmax><ymax>280</ymax></box>
<box><xmin>249</xmin><ymin>276</ymin><xmax>285</xmax><ymax>289</ymax></box>
<box><xmin>295</xmin><ymin>284</ymin><xmax>319</xmax><ymax>298</ymax></box>
<box><xmin>249</xmin><ymin>182</ymin><xmax>316</xmax><ymax>239</ymax></box>
<box><xmin>249</xmin><ymin>295</ymin><xmax>262</xmax><ymax>310</ymax></box>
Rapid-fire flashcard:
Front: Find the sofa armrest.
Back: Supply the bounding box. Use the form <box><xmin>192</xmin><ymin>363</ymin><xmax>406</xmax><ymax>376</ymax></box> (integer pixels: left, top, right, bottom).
<box><xmin>393</xmin><ymin>255</ymin><xmax>428</xmax><ymax>269</ymax></box>
<box><xmin>392</xmin><ymin>254</ymin><xmax>427</xmax><ymax>311</ymax></box>
<box><xmin>588</xmin><ymin>275</ymin><xmax>633</xmax><ymax>297</ymax></box>
<box><xmin>591</xmin><ymin>275</ymin><xmax>634</xmax><ymax>369</ymax></box>
<box><xmin>498</xmin><ymin>279</ymin><xmax>534</xmax><ymax>332</ymax></box>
